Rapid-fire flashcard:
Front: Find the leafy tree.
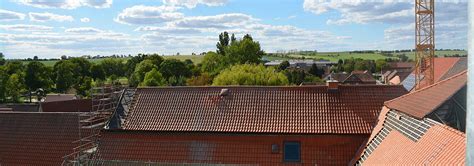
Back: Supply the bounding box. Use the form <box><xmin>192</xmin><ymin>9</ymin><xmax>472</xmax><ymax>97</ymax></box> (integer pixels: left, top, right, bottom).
<box><xmin>76</xmin><ymin>77</ymin><xmax>92</xmax><ymax>97</ymax></box>
<box><xmin>144</xmin><ymin>54</ymin><xmax>164</xmax><ymax>66</ymax></box>
<box><xmin>25</xmin><ymin>61</ymin><xmax>52</xmax><ymax>93</ymax></box>
<box><xmin>225</xmin><ymin>34</ymin><xmax>264</xmax><ymax>64</ymax></box>
<box><xmin>0</xmin><ymin>53</ymin><xmax>5</xmax><ymax>66</ymax></box>
<box><xmin>125</xmin><ymin>54</ymin><xmax>146</xmax><ymax>77</ymax></box>
<box><xmin>308</xmin><ymin>64</ymin><xmax>324</xmax><ymax>78</ymax></box>
<box><xmin>336</xmin><ymin>59</ymin><xmax>344</xmax><ymax>72</ymax></box>
<box><xmin>159</xmin><ymin>59</ymin><xmax>192</xmax><ymax>80</ymax></box>
<box><xmin>4</xmin><ymin>61</ymin><xmax>24</xmax><ymax>75</ymax></box>
<box><xmin>200</xmin><ymin>52</ymin><xmax>228</xmax><ymax>76</ymax></box>
<box><xmin>69</xmin><ymin>57</ymin><xmax>92</xmax><ymax>79</ymax></box>
<box><xmin>186</xmin><ymin>73</ymin><xmax>213</xmax><ymax>86</ymax></box>
<box><xmin>100</xmin><ymin>58</ymin><xmax>124</xmax><ymax>79</ymax></box>
<box><xmin>376</xmin><ymin>59</ymin><xmax>389</xmax><ymax>72</ymax></box>
<box><xmin>90</xmin><ymin>63</ymin><xmax>106</xmax><ymax>81</ymax></box>
<box><xmin>140</xmin><ymin>68</ymin><xmax>166</xmax><ymax>86</ymax></box>
<box><xmin>6</xmin><ymin>74</ymin><xmax>23</xmax><ymax>102</ymax></box>
<box><xmin>33</xmin><ymin>56</ymin><xmax>38</xmax><ymax>61</ymax></box>
<box><xmin>130</xmin><ymin>60</ymin><xmax>158</xmax><ymax>87</ymax></box>
<box><xmin>216</xmin><ymin>31</ymin><xmax>230</xmax><ymax>55</ymax></box>
<box><xmin>53</xmin><ymin>60</ymin><xmax>76</xmax><ymax>93</ymax></box>
<box><xmin>304</xmin><ymin>75</ymin><xmax>324</xmax><ymax>83</ymax></box>
<box><xmin>213</xmin><ymin>64</ymin><xmax>288</xmax><ymax>86</ymax></box>
<box><xmin>285</xmin><ymin>69</ymin><xmax>306</xmax><ymax>85</ymax></box>
<box><xmin>278</xmin><ymin>61</ymin><xmax>290</xmax><ymax>71</ymax></box>
<box><xmin>167</xmin><ymin>76</ymin><xmax>187</xmax><ymax>86</ymax></box>
<box><xmin>0</xmin><ymin>66</ymin><xmax>8</xmax><ymax>102</ymax></box>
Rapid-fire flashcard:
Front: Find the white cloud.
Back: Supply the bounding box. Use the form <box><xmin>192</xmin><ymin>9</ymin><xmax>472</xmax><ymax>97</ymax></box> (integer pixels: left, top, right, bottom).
<box><xmin>0</xmin><ymin>9</ymin><xmax>26</xmax><ymax>21</ymax></box>
<box><xmin>135</xmin><ymin>26</ymin><xmax>202</xmax><ymax>34</ymax></box>
<box><xmin>80</xmin><ymin>17</ymin><xmax>90</xmax><ymax>22</ymax></box>
<box><xmin>29</xmin><ymin>12</ymin><xmax>74</xmax><ymax>22</ymax></box>
<box><xmin>162</xmin><ymin>0</ymin><xmax>227</xmax><ymax>8</ymax></box>
<box><xmin>115</xmin><ymin>5</ymin><xmax>184</xmax><ymax>25</ymax></box>
<box><xmin>65</xmin><ymin>27</ymin><xmax>103</xmax><ymax>33</ymax></box>
<box><xmin>0</xmin><ymin>24</ymin><xmax>53</xmax><ymax>31</ymax></box>
<box><xmin>17</xmin><ymin>0</ymin><xmax>112</xmax><ymax>9</ymax></box>
<box><xmin>169</xmin><ymin>13</ymin><xmax>258</xmax><ymax>29</ymax></box>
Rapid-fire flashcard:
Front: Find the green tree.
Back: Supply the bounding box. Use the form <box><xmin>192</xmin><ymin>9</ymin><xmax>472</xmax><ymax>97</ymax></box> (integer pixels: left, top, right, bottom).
<box><xmin>278</xmin><ymin>61</ymin><xmax>290</xmax><ymax>71</ymax></box>
<box><xmin>53</xmin><ymin>60</ymin><xmax>76</xmax><ymax>93</ymax></box>
<box><xmin>186</xmin><ymin>73</ymin><xmax>213</xmax><ymax>86</ymax></box>
<box><xmin>69</xmin><ymin>57</ymin><xmax>92</xmax><ymax>79</ymax></box>
<box><xmin>4</xmin><ymin>61</ymin><xmax>24</xmax><ymax>75</ymax></box>
<box><xmin>100</xmin><ymin>58</ymin><xmax>125</xmax><ymax>80</ymax></box>
<box><xmin>216</xmin><ymin>31</ymin><xmax>230</xmax><ymax>55</ymax></box>
<box><xmin>285</xmin><ymin>69</ymin><xmax>306</xmax><ymax>85</ymax></box>
<box><xmin>140</xmin><ymin>68</ymin><xmax>166</xmax><ymax>86</ymax></box>
<box><xmin>25</xmin><ymin>61</ymin><xmax>52</xmax><ymax>101</ymax></box>
<box><xmin>376</xmin><ymin>59</ymin><xmax>389</xmax><ymax>72</ymax></box>
<box><xmin>144</xmin><ymin>54</ymin><xmax>164</xmax><ymax>66</ymax></box>
<box><xmin>6</xmin><ymin>74</ymin><xmax>23</xmax><ymax>102</ymax></box>
<box><xmin>159</xmin><ymin>59</ymin><xmax>192</xmax><ymax>80</ymax></box>
<box><xmin>90</xmin><ymin>63</ymin><xmax>106</xmax><ymax>81</ymax></box>
<box><xmin>125</xmin><ymin>54</ymin><xmax>146</xmax><ymax>77</ymax></box>
<box><xmin>0</xmin><ymin>53</ymin><xmax>5</xmax><ymax>66</ymax></box>
<box><xmin>0</xmin><ymin>66</ymin><xmax>8</xmax><ymax>102</ymax></box>
<box><xmin>213</xmin><ymin>64</ymin><xmax>288</xmax><ymax>86</ymax></box>
<box><xmin>200</xmin><ymin>52</ymin><xmax>228</xmax><ymax>76</ymax></box>
<box><xmin>308</xmin><ymin>64</ymin><xmax>324</xmax><ymax>78</ymax></box>
<box><xmin>225</xmin><ymin>34</ymin><xmax>264</xmax><ymax>64</ymax></box>
<box><xmin>130</xmin><ymin>60</ymin><xmax>158</xmax><ymax>87</ymax></box>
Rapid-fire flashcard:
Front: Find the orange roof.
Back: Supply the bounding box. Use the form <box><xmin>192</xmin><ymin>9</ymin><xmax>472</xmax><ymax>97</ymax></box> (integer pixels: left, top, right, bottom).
<box><xmin>0</xmin><ymin>112</ymin><xmax>82</xmax><ymax>165</ymax></box>
<box><xmin>124</xmin><ymin>85</ymin><xmax>407</xmax><ymax>134</ymax></box>
<box><xmin>385</xmin><ymin>70</ymin><xmax>467</xmax><ymax>119</ymax></box>
<box><xmin>415</xmin><ymin>57</ymin><xmax>460</xmax><ymax>89</ymax></box>
<box><xmin>362</xmin><ymin>124</ymin><xmax>465</xmax><ymax>165</ymax></box>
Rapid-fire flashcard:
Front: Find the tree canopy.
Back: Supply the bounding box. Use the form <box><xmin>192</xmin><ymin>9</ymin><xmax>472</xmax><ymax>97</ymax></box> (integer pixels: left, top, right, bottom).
<box><xmin>140</xmin><ymin>68</ymin><xmax>166</xmax><ymax>87</ymax></box>
<box><xmin>213</xmin><ymin>64</ymin><xmax>288</xmax><ymax>86</ymax></box>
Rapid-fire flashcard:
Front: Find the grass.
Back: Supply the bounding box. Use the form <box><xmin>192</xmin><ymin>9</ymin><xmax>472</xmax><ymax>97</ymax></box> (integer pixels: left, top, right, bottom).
<box><xmin>12</xmin><ymin>50</ymin><xmax>467</xmax><ymax>66</ymax></box>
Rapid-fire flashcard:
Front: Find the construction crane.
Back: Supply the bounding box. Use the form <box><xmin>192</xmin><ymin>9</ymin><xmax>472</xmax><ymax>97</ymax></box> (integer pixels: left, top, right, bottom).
<box><xmin>415</xmin><ymin>0</ymin><xmax>435</xmax><ymax>89</ymax></box>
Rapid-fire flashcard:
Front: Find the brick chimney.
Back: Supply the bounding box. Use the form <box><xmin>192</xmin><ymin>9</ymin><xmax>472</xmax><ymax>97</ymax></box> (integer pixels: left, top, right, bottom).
<box><xmin>326</xmin><ymin>80</ymin><xmax>339</xmax><ymax>91</ymax></box>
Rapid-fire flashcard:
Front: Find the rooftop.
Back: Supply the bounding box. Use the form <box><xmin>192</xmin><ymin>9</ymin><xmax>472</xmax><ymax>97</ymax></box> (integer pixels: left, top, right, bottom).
<box><xmin>123</xmin><ymin>85</ymin><xmax>407</xmax><ymax>134</ymax></box>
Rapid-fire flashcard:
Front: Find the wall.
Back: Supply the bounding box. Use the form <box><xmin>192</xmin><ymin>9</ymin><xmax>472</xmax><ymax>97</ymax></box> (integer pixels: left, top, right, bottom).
<box><xmin>95</xmin><ymin>132</ymin><xmax>368</xmax><ymax>166</ymax></box>
<box><xmin>467</xmin><ymin>0</ymin><xmax>473</xmax><ymax>164</ymax></box>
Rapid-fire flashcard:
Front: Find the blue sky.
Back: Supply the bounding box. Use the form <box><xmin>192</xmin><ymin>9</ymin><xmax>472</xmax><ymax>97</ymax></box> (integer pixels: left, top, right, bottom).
<box><xmin>0</xmin><ymin>0</ymin><xmax>468</xmax><ymax>59</ymax></box>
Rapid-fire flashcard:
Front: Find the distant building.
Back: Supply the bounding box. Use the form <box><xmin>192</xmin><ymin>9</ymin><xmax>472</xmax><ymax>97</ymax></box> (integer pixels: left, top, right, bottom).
<box><xmin>325</xmin><ymin>70</ymin><xmax>376</xmax><ymax>85</ymax></box>
<box><xmin>90</xmin><ymin>84</ymin><xmax>407</xmax><ymax>165</ymax></box>
<box><xmin>264</xmin><ymin>60</ymin><xmax>337</xmax><ymax>72</ymax></box>
<box><xmin>356</xmin><ymin>71</ymin><xmax>467</xmax><ymax>164</ymax></box>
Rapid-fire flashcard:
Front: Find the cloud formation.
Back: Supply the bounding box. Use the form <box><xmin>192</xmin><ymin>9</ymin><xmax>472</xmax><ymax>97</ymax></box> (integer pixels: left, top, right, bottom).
<box><xmin>115</xmin><ymin>5</ymin><xmax>184</xmax><ymax>25</ymax></box>
<box><xmin>0</xmin><ymin>9</ymin><xmax>26</xmax><ymax>21</ymax></box>
<box><xmin>162</xmin><ymin>0</ymin><xmax>228</xmax><ymax>8</ymax></box>
<box><xmin>80</xmin><ymin>17</ymin><xmax>90</xmax><ymax>22</ymax></box>
<box><xmin>0</xmin><ymin>24</ymin><xmax>54</xmax><ymax>31</ymax></box>
<box><xmin>17</xmin><ymin>0</ymin><xmax>113</xmax><ymax>9</ymax></box>
<box><xmin>29</xmin><ymin>12</ymin><xmax>74</xmax><ymax>22</ymax></box>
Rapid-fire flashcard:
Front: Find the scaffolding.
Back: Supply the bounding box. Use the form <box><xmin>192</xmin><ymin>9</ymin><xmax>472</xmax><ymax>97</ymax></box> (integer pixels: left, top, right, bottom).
<box><xmin>415</xmin><ymin>0</ymin><xmax>435</xmax><ymax>89</ymax></box>
<box><xmin>62</xmin><ymin>86</ymin><xmax>134</xmax><ymax>166</ymax></box>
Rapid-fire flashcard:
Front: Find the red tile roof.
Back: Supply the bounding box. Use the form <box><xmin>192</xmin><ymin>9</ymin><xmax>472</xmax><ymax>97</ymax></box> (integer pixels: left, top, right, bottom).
<box><xmin>0</xmin><ymin>112</ymin><xmax>81</xmax><ymax>165</ymax></box>
<box><xmin>385</xmin><ymin>70</ymin><xmax>467</xmax><ymax>119</ymax></box>
<box><xmin>416</xmin><ymin>57</ymin><xmax>460</xmax><ymax>89</ymax></box>
<box><xmin>362</xmin><ymin>124</ymin><xmax>465</xmax><ymax>165</ymax></box>
<box><xmin>94</xmin><ymin>130</ymin><xmax>367</xmax><ymax>165</ymax></box>
<box><xmin>124</xmin><ymin>85</ymin><xmax>407</xmax><ymax>134</ymax></box>
<box><xmin>41</xmin><ymin>99</ymin><xmax>92</xmax><ymax>112</ymax></box>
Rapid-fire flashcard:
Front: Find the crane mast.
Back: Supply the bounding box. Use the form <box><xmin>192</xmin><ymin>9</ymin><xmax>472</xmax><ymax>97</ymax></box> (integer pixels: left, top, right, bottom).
<box><xmin>415</xmin><ymin>0</ymin><xmax>435</xmax><ymax>89</ymax></box>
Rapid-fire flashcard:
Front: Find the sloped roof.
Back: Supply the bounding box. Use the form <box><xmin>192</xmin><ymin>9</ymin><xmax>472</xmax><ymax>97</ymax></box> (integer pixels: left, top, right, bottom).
<box><xmin>385</xmin><ymin>71</ymin><xmax>467</xmax><ymax>119</ymax></box>
<box><xmin>123</xmin><ymin>85</ymin><xmax>407</xmax><ymax>134</ymax></box>
<box><xmin>41</xmin><ymin>99</ymin><xmax>92</xmax><ymax>112</ymax></box>
<box><xmin>0</xmin><ymin>112</ymin><xmax>81</xmax><ymax>165</ymax></box>
<box><xmin>44</xmin><ymin>94</ymin><xmax>77</xmax><ymax>102</ymax></box>
<box><xmin>362</xmin><ymin>123</ymin><xmax>465</xmax><ymax>165</ymax></box>
<box><xmin>387</xmin><ymin>62</ymin><xmax>414</xmax><ymax>69</ymax></box>
<box><xmin>344</xmin><ymin>72</ymin><xmax>376</xmax><ymax>83</ymax></box>
<box><xmin>439</xmin><ymin>57</ymin><xmax>467</xmax><ymax>81</ymax></box>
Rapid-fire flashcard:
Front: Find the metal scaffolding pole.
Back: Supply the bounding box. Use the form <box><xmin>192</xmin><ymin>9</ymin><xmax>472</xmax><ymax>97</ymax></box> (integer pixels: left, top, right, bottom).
<box><xmin>467</xmin><ymin>0</ymin><xmax>473</xmax><ymax>164</ymax></box>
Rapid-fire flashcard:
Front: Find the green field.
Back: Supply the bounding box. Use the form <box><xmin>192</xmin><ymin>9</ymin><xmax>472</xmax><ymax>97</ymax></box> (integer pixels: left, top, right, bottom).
<box><xmin>12</xmin><ymin>50</ymin><xmax>467</xmax><ymax>66</ymax></box>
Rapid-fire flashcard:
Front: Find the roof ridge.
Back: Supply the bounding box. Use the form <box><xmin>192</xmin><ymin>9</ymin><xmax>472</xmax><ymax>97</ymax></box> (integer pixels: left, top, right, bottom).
<box><xmin>385</xmin><ymin>70</ymin><xmax>467</xmax><ymax>106</ymax></box>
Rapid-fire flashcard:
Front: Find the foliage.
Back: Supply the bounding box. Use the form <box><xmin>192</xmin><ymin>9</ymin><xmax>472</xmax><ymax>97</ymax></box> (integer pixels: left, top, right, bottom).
<box><xmin>376</xmin><ymin>59</ymin><xmax>389</xmax><ymax>72</ymax></box>
<box><xmin>285</xmin><ymin>69</ymin><xmax>306</xmax><ymax>85</ymax></box>
<box><xmin>167</xmin><ymin>76</ymin><xmax>187</xmax><ymax>86</ymax></box>
<box><xmin>0</xmin><ymin>53</ymin><xmax>5</xmax><ymax>66</ymax></box>
<box><xmin>308</xmin><ymin>64</ymin><xmax>325</xmax><ymax>78</ymax></box>
<box><xmin>200</xmin><ymin>52</ymin><xmax>228</xmax><ymax>76</ymax></box>
<box><xmin>186</xmin><ymin>73</ymin><xmax>213</xmax><ymax>86</ymax></box>
<box><xmin>100</xmin><ymin>58</ymin><xmax>125</xmax><ymax>79</ymax></box>
<box><xmin>6</xmin><ymin>74</ymin><xmax>23</xmax><ymax>102</ymax></box>
<box><xmin>277</xmin><ymin>61</ymin><xmax>290</xmax><ymax>71</ymax></box>
<box><xmin>4</xmin><ymin>61</ymin><xmax>24</xmax><ymax>75</ymax></box>
<box><xmin>213</xmin><ymin>64</ymin><xmax>288</xmax><ymax>86</ymax></box>
<box><xmin>144</xmin><ymin>54</ymin><xmax>164</xmax><ymax>66</ymax></box>
<box><xmin>25</xmin><ymin>61</ymin><xmax>52</xmax><ymax>92</ymax></box>
<box><xmin>159</xmin><ymin>59</ymin><xmax>192</xmax><ymax>80</ymax></box>
<box><xmin>125</xmin><ymin>54</ymin><xmax>146</xmax><ymax>77</ymax></box>
<box><xmin>216</xmin><ymin>32</ymin><xmax>230</xmax><ymax>55</ymax></box>
<box><xmin>76</xmin><ymin>77</ymin><xmax>92</xmax><ymax>97</ymax></box>
<box><xmin>0</xmin><ymin>66</ymin><xmax>8</xmax><ymax>102</ymax></box>
<box><xmin>140</xmin><ymin>68</ymin><xmax>166</xmax><ymax>86</ymax></box>
<box><xmin>53</xmin><ymin>60</ymin><xmax>76</xmax><ymax>93</ymax></box>
<box><xmin>225</xmin><ymin>34</ymin><xmax>264</xmax><ymax>64</ymax></box>
<box><xmin>130</xmin><ymin>60</ymin><xmax>158</xmax><ymax>87</ymax></box>
<box><xmin>90</xmin><ymin>63</ymin><xmax>106</xmax><ymax>81</ymax></box>
<box><xmin>304</xmin><ymin>75</ymin><xmax>324</xmax><ymax>83</ymax></box>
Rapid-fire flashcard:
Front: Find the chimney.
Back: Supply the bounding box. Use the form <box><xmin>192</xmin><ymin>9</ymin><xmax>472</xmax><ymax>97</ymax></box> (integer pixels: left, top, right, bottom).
<box><xmin>326</xmin><ymin>80</ymin><xmax>339</xmax><ymax>91</ymax></box>
<box><xmin>219</xmin><ymin>88</ymin><xmax>230</xmax><ymax>97</ymax></box>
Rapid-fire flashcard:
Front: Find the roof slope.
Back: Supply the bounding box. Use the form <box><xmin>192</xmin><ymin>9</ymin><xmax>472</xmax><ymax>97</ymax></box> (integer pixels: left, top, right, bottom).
<box><xmin>0</xmin><ymin>112</ymin><xmax>81</xmax><ymax>165</ymax></box>
<box><xmin>124</xmin><ymin>85</ymin><xmax>407</xmax><ymax>134</ymax></box>
<box><xmin>362</xmin><ymin>124</ymin><xmax>465</xmax><ymax>165</ymax></box>
<box><xmin>385</xmin><ymin>71</ymin><xmax>467</xmax><ymax>119</ymax></box>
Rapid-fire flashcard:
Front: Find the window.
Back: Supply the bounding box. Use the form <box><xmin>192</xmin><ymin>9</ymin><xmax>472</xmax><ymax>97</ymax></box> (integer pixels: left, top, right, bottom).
<box><xmin>283</xmin><ymin>141</ymin><xmax>300</xmax><ymax>162</ymax></box>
